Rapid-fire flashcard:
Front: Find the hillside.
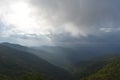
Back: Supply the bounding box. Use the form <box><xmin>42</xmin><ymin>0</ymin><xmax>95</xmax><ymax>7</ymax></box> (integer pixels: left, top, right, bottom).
<box><xmin>81</xmin><ymin>56</ymin><xmax>120</xmax><ymax>80</ymax></box>
<box><xmin>0</xmin><ymin>44</ymin><xmax>70</xmax><ymax>80</ymax></box>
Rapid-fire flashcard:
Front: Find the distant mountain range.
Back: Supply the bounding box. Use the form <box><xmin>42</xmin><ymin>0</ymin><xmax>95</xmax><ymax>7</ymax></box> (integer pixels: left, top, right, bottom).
<box><xmin>1</xmin><ymin>42</ymin><xmax>120</xmax><ymax>80</ymax></box>
<box><xmin>2</xmin><ymin>42</ymin><xmax>120</xmax><ymax>67</ymax></box>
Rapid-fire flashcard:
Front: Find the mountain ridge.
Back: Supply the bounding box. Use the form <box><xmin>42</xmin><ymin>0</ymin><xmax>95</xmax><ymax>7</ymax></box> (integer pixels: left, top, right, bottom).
<box><xmin>0</xmin><ymin>43</ymin><xmax>70</xmax><ymax>80</ymax></box>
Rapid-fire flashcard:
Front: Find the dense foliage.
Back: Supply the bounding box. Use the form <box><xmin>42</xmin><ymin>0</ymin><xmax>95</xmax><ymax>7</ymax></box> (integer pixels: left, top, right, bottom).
<box><xmin>81</xmin><ymin>57</ymin><xmax>120</xmax><ymax>80</ymax></box>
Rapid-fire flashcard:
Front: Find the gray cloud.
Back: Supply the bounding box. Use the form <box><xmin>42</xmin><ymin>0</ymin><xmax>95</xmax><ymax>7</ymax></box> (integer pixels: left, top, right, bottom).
<box><xmin>0</xmin><ymin>0</ymin><xmax>120</xmax><ymax>46</ymax></box>
<box><xmin>30</xmin><ymin>0</ymin><xmax>120</xmax><ymax>36</ymax></box>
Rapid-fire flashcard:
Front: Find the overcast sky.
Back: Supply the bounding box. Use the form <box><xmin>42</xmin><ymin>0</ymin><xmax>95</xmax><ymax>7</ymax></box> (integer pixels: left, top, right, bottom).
<box><xmin>0</xmin><ymin>0</ymin><xmax>120</xmax><ymax>46</ymax></box>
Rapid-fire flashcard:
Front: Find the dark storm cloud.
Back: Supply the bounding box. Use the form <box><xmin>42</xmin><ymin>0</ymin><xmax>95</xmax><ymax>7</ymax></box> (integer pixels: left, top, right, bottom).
<box><xmin>27</xmin><ymin>0</ymin><xmax>120</xmax><ymax>46</ymax></box>
<box><xmin>30</xmin><ymin>0</ymin><xmax>120</xmax><ymax>36</ymax></box>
